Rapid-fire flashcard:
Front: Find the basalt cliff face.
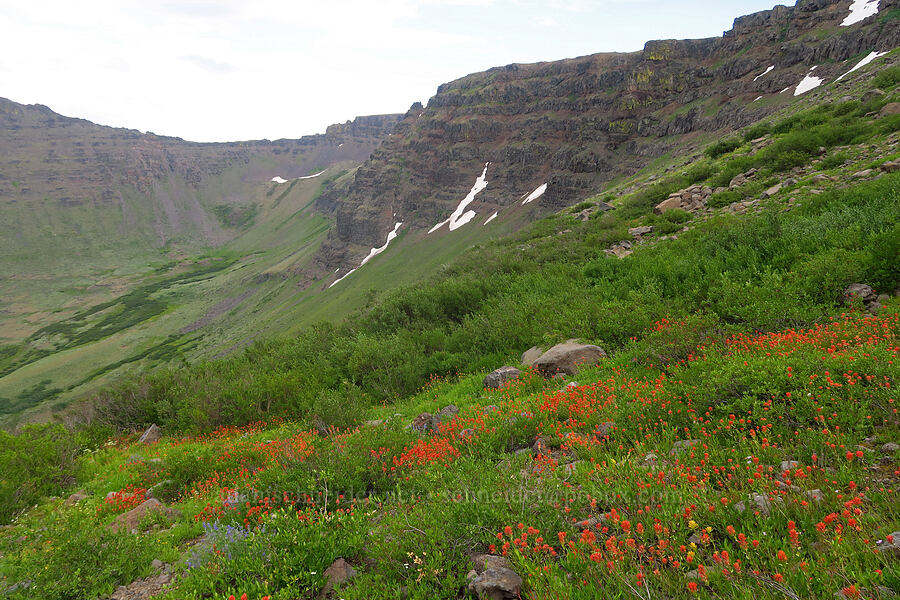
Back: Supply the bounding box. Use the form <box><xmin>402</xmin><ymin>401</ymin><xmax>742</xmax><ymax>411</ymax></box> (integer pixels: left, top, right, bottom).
<box><xmin>0</xmin><ymin>99</ymin><xmax>400</xmax><ymax>253</ymax></box>
<box><xmin>313</xmin><ymin>0</ymin><xmax>900</xmax><ymax>281</ymax></box>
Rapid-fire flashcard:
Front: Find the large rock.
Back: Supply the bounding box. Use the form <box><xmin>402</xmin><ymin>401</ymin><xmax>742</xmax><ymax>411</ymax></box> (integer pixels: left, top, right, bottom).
<box><xmin>628</xmin><ymin>225</ymin><xmax>654</xmax><ymax>238</ymax></box>
<box><xmin>879</xmin><ymin>103</ymin><xmax>900</xmax><ymax>117</ymax></box>
<box><xmin>653</xmin><ymin>197</ymin><xmax>682</xmax><ymax>214</ymax></box>
<box><xmin>138</xmin><ymin>424</ymin><xmax>162</xmax><ymax>444</ymax></box>
<box><xmin>110</xmin><ymin>499</ymin><xmax>180</xmax><ymax>534</ymax></box>
<box><xmin>520</xmin><ymin>346</ymin><xmax>544</xmax><ymax>366</ymax></box>
<box><xmin>484</xmin><ymin>367</ymin><xmax>522</xmax><ymax>389</ymax></box>
<box><xmin>532</xmin><ymin>341</ymin><xmax>607</xmax><ymax>376</ymax></box>
<box><xmin>432</xmin><ymin>405</ymin><xmax>459</xmax><ymax>426</ymax></box>
<box><xmin>842</xmin><ymin>283</ymin><xmax>881</xmax><ymax>313</ymax></box>
<box><xmin>407</xmin><ymin>413</ymin><xmax>433</xmax><ymax>432</ymax></box>
<box><xmin>323</xmin><ymin>558</ymin><xmax>358</xmax><ymax>593</ymax></box>
<box><xmin>467</xmin><ymin>555</ymin><xmax>523</xmax><ymax>600</ymax></box>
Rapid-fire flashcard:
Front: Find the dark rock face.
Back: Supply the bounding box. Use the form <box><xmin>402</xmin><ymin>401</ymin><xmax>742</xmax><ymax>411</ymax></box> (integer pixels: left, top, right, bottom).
<box><xmin>310</xmin><ymin>0</ymin><xmax>900</xmax><ymax>278</ymax></box>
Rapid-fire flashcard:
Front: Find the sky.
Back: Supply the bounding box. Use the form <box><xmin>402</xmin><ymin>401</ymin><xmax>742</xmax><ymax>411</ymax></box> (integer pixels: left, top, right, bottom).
<box><xmin>0</xmin><ymin>0</ymin><xmax>797</xmax><ymax>143</ymax></box>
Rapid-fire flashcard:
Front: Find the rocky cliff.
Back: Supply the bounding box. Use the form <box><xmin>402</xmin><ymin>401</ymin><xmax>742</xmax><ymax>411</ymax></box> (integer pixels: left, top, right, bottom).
<box><xmin>0</xmin><ymin>99</ymin><xmax>400</xmax><ymax>251</ymax></box>
<box><xmin>313</xmin><ymin>0</ymin><xmax>900</xmax><ymax>282</ymax></box>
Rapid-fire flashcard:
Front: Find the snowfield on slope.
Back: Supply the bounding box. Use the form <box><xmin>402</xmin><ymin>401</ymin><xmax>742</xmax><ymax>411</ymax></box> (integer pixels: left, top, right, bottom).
<box><xmin>842</xmin><ymin>0</ymin><xmax>880</xmax><ymax>26</ymax></box>
<box><xmin>794</xmin><ymin>67</ymin><xmax>824</xmax><ymax>96</ymax></box>
<box><xmin>753</xmin><ymin>65</ymin><xmax>775</xmax><ymax>81</ymax></box>
<box><xmin>522</xmin><ymin>183</ymin><xmax>547</xmax><ymax>205</ymax></box>
<box><xmin>270</xmin><ymin>170</ymin><xmax>327</xmax><ymax>184</ymax></box>
<box><xmin>329</xmin><ymin>222</ymin><xmax>403</xmax><ymax>288</ymax></box>
<box><xmin>836</xmin><ymin>50</ymin><xmax>888</xmax><ymax>81</ymax></box>
<box><xmin>428</xmin><ymin>163</ymin><xmax>490</xmax><ymax>233</ymax></box>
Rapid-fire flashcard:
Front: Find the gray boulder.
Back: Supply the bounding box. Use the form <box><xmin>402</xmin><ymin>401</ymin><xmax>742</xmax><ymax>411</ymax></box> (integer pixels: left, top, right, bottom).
<box><xmin>520</xmin><ymin>346</ymin><xmax>544</xmax><ymax>366</ymax></box>
<box><xmin>484</xmin><ymin>367</ymin><xmax>522</xmax><ymax>389</ymax></box>
<box><xmin>532</xmin><ymin>341</ymin><xmax>607</xmax><ymax>376</ymax></box>
<box><xmin>138</xmin><ymin>424</ymin><xmax>162</xmax><ymax>444</ymax></box>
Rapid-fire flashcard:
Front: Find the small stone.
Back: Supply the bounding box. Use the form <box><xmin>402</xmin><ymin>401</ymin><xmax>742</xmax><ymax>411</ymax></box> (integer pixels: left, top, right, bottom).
<box><xmin>594</xmin><ymin>421</ymin><xmax>615</xmax><ymax>437</ymax></box>
<box><xmin>323</xmin><ymin>558</ymin><xmax>358</xmax><ymax>593</ymax></box>
<box><xmin>458</xmin><ymin>428</ymin><xmax>476</xmax><ymax>439</ymax></box>
<box><xmin>138</xmin><ymin>424</ymin><xmax>162</xmax><ymax>444</ymax></box>
<box><xmin>471</xmin><ymin>554</ymin><xmax>512</xmax><ymax>573</ymax></box>
<box><xmin>65</xmin><ymin>491</ymin><xmax>89</xmax><ymax>506</ymax></box>
<box><xmin>807</xmin><ymin>489</ymin><xmax>825</xmax><ymax>503</ymax></box>
<box><xmin>533</xmin><ymin>436</ymin><xmax>554</xmax><ymax>456</ymax></box>
<box><xmin>470</xmin><ymin>567</ymin><xmax>523</xmax><ymax>600</ymax></box>
<box><xmin>669</xmin><ymin>439</ymin><xmax>700</xmax><ymax>456</ymax></box>
<box><xmin>432</xmin><ymin>405</ymin><xmax>459</xmax><ymax>426</ymax></box>
<box><xmin>761</xmin><ymin>183</ymin><xmax>782</xmax><ymax>198</ymax></box>
<box><xmin>628</xmin><ymin>225</ymin><xmax>654</xmax><ymax>238</ymax></box>
<box><xmin>780</xmin><ymin>460</ymin><xmax>799</xmax><ymax>473</ymax></box>
<box><xmin>882</xmin><ymin>442</ymin><xmax>899</xmax><ymax>453</ymax></box>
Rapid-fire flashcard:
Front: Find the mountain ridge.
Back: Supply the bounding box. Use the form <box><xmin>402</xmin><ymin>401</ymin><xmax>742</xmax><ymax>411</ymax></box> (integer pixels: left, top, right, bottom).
<box><xmin>309</xmin><ymin>0</ymin><xmax>900</xmax><ymax>286</ymax></box>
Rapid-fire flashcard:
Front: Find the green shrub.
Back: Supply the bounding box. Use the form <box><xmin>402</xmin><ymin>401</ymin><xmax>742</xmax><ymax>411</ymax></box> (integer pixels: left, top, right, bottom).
<box><xmin>871</xmin><ymin>65</ymin><xmax>900</xmax><ymax>89</ymax></box>
<box><xmin>705</xmin><ymin>137</ymin><xmax>742</xmax><ymax>159</ymax></box>
<box><xmin>0</xmin><ymin>424</ymin><xmax>80</xmax><ymax>522</ymax></box>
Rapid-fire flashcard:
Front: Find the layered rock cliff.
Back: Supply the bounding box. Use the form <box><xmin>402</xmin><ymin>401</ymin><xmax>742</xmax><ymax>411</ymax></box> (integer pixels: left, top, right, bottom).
<box><xmin>0</xmin><ymin>99</ymin><xmax>400</xmax><ymax>251</ymax></box>
<box><xmin>313</xmin><ymin>0</ymin><xmax>900</xmax><ymax>282</ymax></box>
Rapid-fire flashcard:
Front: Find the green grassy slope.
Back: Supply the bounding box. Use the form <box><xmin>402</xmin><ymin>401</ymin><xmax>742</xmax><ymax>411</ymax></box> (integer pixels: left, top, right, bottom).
<box><xmin>0</xmin><ymin>62</ymin><xmax>899</xmax><ymax>600</ymax></box>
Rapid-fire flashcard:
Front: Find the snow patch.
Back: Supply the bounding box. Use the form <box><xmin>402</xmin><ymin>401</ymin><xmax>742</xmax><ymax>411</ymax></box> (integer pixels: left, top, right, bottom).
<box><xmin>271</xmin><ymin>170</ymin><xmax>327</xmax><ymax>184</ymax></box>
<box><xmin>836</xmin><ymin>50</ymin><xmax>888</xmax><ymax>81</ymax></box>
<box><xmin>484</xmin><ymin>212</ymin><xmax>498</xmax><ymax>225</ymax></box>
<box><xmin>753</xmin><ymin>96</ymin><xmax>763</xmax><ymax>102</ymax></box>
<box><xmin>338</xmin><ymin>143</ymin><xmax>344</xmax><ymax>148</ymax></box>
<box><xmin>753</xmin><ymin>65</ymin><xmax>775</xmax><ymax>81</ymax></box>
<box><xmin>842</xmin><ymin>0</ymin><xmax>880</xmax><ymax>26</ymax></box>
<box><xmin>329</xmin><ymin>222</ymin><xmax>403</xmax><ymax>288</ymax></box>
<box><xmin>780</xmin><ymin>87</ymin><xmax>791</xmax><ymax>94</ymax></box>
<box><xmin>522</xmin><ymin>183</ymin><xmax>547</xmax><ymax>205</ymax></box>
<box><xmin>428</xmin><ymin>163</ymin><xmax>490</xmax><ymax>233</ymax></box>
<box><xmin>794</xmin><ymin>68</ymin><xmax>824</xmax><ymax>96</ymax></box>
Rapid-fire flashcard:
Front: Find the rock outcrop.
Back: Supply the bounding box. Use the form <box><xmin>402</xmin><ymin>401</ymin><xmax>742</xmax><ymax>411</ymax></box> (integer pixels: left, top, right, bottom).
<box><xmin>309</xmin><ymin>0</ymin><xmax>900</xmax><ymax>280</ymax></box>
<box><xmin>110</xmin><ymin>499</ymin><xmax>181</xmax><ymax>534</ymax></box>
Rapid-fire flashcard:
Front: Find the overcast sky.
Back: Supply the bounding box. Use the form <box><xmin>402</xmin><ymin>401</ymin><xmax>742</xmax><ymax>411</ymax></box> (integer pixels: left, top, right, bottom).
<box><xmin>0</xmin><ymin>1</ymin><xmax>796</xmax><ymax>142</ymax></box>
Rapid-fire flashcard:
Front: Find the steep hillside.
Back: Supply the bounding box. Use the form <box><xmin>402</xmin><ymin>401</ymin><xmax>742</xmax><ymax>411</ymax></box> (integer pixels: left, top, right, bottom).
<box><xmin>0</xmin><ymin>102</ymin><xmax>400</xmax><ymax>422</ymax></box>
<box><xmin>4</xmin><ymin>0</ymin><xmax>900</xmax><ymax>428</ymax></box>
<box><xmin>1</xmin><ymin>86</ymin><xmax>899</xmax><ymax>599</ymax></box>
<box><xmin>312</xmin><ymin>0</ymin><xmax>900</xmax><ymax>284</ymax></box>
